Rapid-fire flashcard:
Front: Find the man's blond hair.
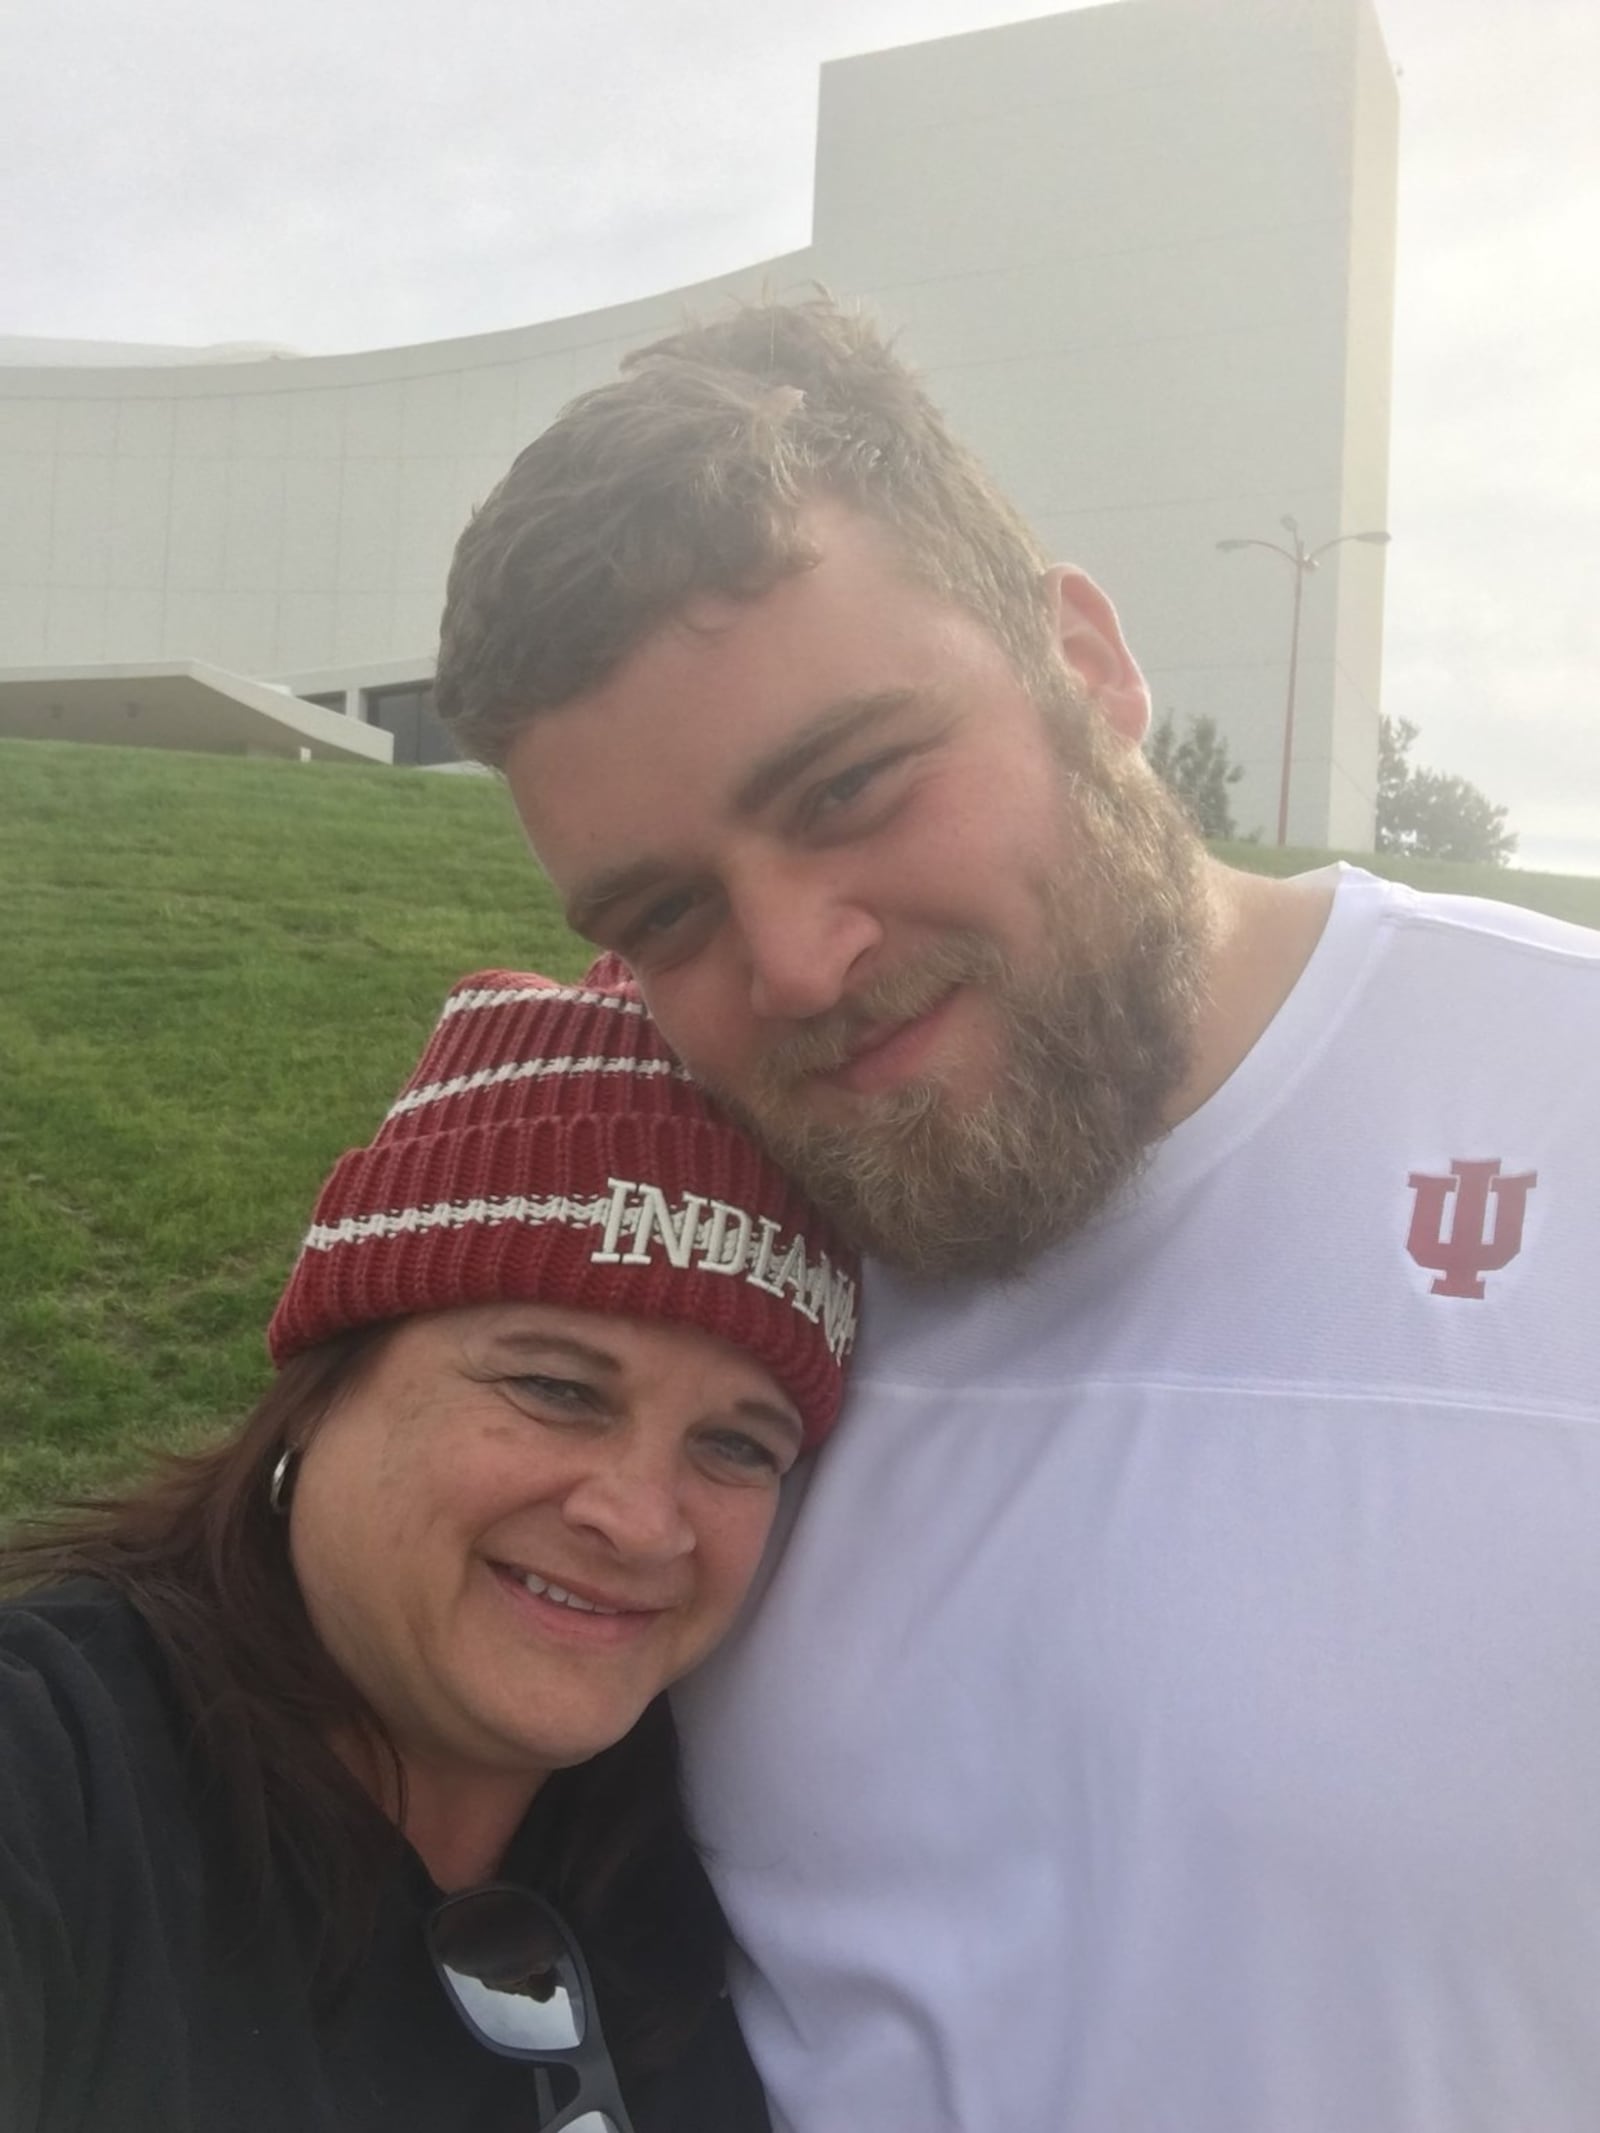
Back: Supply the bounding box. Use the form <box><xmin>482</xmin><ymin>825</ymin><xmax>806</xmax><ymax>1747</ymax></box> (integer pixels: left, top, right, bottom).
<box><xmin>433</xmin><ymin>298</ymin><xmax>1057</xmax><ymax>765</ymax></box>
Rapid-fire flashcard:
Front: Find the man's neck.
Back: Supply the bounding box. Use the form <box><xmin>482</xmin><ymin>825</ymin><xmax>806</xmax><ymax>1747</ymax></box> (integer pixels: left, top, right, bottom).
<box><xmin>1167</xmin><ymin>858</ymin><xmax>1339</xmax><ymax>1127</ymax></box>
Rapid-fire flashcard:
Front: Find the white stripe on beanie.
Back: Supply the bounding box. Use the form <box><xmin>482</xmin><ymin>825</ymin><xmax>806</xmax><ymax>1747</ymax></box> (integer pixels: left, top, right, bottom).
<box><xmin>386</xmin><ymin>1051</ymin><xmax>687</xmax><ymax>1122</ymax></box>
<box><xmin>438</xmin><ymin>982</ymin><xmax>648</xmax><ymax>1021</ymax></box>
<box><xmin>302</xmin><ymin>1190</ymin><xmax>616</xmax><ymax>1252</ymax></box>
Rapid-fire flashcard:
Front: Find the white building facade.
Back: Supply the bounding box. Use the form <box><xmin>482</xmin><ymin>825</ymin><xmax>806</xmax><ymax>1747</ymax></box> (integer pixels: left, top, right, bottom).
<box><xmin>0</xmin><ymin>0</ymin><xmax>1396</xmax><ymax>842</ymax></box>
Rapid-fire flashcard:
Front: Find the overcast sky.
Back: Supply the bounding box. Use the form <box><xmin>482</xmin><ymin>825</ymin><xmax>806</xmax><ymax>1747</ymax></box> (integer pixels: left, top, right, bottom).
<box><xmin>4</xmin><ymin>0</ymin><xmax>1596</xmax><ymax>872</ymax></box>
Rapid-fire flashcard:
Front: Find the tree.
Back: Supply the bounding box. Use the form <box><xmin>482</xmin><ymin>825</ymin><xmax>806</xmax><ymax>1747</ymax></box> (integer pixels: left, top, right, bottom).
<box><xmin>1375</xmin><ymin>717</ymin><xmax>1517</xmax><ymax>866</ymax></box>
<box><xmin>1147</xmin><ymin>712</ymin><xmax>1247</xmax><ymax>840</ymax></box>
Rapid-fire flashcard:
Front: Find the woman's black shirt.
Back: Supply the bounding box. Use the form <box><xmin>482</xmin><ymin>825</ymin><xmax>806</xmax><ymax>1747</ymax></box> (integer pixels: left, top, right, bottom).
<box><xmin>0</xmin><ymin>1580</ymin><xmax>768</xmax><ymax>2132</ymax></box>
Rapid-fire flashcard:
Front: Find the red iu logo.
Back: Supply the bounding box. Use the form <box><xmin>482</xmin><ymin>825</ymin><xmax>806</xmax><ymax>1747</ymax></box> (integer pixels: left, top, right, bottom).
<box><xmin>1405</xmin><ymin>1159</ymin><xmax>1538</xmax><ymax>1299</ymax></box>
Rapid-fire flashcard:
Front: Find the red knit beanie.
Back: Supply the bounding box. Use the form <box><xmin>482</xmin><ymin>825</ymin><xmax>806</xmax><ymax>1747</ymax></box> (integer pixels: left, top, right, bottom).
<box><xmin>268</xmin><ymin>969</ymin><xmax>858</xmax><ymax>1445</ymax></box>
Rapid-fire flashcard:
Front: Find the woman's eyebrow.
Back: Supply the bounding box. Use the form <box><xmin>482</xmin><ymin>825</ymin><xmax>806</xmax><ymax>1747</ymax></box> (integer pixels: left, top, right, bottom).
<box><xmin>487</xmin><ymin>1331</ymin><xmax>623</xmax><ymax>1375</ymax></box>
<box><xmin>730</xmin><ymin>1397</ymin><xmax>805</xmax><ymax>1450</ymax></box>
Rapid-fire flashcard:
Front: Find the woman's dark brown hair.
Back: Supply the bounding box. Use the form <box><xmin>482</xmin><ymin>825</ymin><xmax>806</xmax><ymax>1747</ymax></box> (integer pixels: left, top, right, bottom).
<box><xmin>0</xmin><ymin>1327</ymin><xmax>726</xmax><ymax>2069</ymax></box>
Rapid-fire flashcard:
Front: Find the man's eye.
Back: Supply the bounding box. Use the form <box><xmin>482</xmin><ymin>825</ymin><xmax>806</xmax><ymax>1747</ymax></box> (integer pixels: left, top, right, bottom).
<box><xmin>809</xmin><ymin>760</ymin><xmax>881</xmax><ymax>820</ymax></box>
<box><xmin>627</xmin><ymin>887</ymin><xmax>701</xmax><ymax>943</ymax></box>
<box><xmin>801</xmin><ymin>748</ymin><xmax>917</xmax><ymax>831</ymax></box>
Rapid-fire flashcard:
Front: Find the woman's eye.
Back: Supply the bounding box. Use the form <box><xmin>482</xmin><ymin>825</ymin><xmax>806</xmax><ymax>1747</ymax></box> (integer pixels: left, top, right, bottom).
<box><xmin>698</xmin><ymin>1429</ymin><xmax>792</xmax><ymax>1482</ymax></box>
<box><xmin>510</xmin><ymin>1375</ymin><xmax>597</xmax><ymax>1415</ymax></box>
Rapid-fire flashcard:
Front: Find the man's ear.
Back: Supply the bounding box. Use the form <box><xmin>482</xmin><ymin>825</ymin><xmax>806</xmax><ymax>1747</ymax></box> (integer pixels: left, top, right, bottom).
<box><xmin>1042</xmin><ymin>565</ymin><xmax>1151</xmax><ymax>745</ymax></box>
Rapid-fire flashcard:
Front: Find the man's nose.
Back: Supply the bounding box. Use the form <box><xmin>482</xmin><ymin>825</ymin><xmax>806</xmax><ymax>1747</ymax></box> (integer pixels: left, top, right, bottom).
<box><xmin>733</xmin><ymin>866</ymin><xmax>883</xmax><ymax>1024</ymax></box>
<box><xmin>561</xmin><ymin>1453</ymin><xmax>696</xmax><ymax>1565</ymax></box>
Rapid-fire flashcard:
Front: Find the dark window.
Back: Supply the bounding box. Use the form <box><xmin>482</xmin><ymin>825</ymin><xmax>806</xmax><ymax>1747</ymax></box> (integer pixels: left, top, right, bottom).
<box><xmin>361</xmin><ymin>682</ymin><xmax>456</xmax><ymax>767</ymax></box>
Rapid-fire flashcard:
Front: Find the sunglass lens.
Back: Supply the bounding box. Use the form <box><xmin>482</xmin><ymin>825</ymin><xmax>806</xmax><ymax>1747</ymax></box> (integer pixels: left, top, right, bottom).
<box><xmin>432</xmin><ymin>1888</ymin><xmax>585</xmax><ymax>2052</ymax></box>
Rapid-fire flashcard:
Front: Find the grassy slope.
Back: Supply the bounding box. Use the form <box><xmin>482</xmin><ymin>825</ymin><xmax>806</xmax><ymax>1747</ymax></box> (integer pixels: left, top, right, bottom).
<box><xmin>1211</xmin><ymin>840</ymin><xmax>1600</xmax><ymax>929</ymax></box>
<box><xmin>3</xmin><ymin>736</ymin><xmax>1597</xmax><ymax>1516</ymax></box>
<box><xmin>1</xmin><ymin>740</ymin><xmax>585</xmax><ymax>1512</ymax></box>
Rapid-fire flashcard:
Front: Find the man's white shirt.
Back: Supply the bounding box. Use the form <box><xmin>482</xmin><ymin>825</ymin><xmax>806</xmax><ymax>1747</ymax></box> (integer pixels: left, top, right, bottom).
<box><xmin>677</xmin><ymin>868</ymin><xmax>1600</xmax><ymax>2132</ymax></box>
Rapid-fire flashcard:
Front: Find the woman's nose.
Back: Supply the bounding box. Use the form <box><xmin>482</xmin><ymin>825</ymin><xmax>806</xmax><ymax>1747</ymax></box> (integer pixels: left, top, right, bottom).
<box><xmin>559</xmin><ymin>1455</ymin><xmax>696</xmax><ymax>1564</ymax></box>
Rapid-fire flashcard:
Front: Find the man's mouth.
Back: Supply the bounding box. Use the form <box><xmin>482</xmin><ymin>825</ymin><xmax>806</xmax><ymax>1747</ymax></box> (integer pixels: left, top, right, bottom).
<box><xmin>748</xmin><ymin>937</ymin><xmax>1002</xmax><ymax>1104</ymax></box>
<box><xmin>815</xmin><ymin>988</ymin><xmax>962</xmax><ymax>1098</ymax></box>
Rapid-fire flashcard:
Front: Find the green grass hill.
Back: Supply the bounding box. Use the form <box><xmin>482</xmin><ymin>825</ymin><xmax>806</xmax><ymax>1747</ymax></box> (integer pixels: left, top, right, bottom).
<box><xmin>3</xmin><ymin>736</ymin><xmax>1597</xmax><ymax>1518</ymax></box>
<box><xmin>1</xmin><ymin>739</ymin><xmax>586</xmax><ymax>1516</ymax></box>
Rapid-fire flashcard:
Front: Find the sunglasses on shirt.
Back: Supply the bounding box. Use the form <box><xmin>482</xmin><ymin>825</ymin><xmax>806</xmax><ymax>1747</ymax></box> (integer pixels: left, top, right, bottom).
<box><xmin>429</xmin><ymin>1882</ymin><xmax>637</xmax><ymax>2133</ymax></box>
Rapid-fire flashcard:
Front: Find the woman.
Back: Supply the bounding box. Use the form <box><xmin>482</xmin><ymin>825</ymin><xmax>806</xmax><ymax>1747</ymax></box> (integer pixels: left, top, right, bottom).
<box><xmin>0</xmin><ymin>967</ymin><xmax>859</xmax><ymax>2133</ymax></box>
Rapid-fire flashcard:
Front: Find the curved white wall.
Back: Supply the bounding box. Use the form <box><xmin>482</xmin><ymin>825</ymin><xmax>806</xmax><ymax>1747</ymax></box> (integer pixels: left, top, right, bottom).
<box><xmin>0</xmin><ymin>0</ymin><xmax>1394</xmax><ymax>846</ymax></box>
<box><xmin>0</xmin><ymin>251</ymin><xmax>806</xmax><ymax>686</ymax></box>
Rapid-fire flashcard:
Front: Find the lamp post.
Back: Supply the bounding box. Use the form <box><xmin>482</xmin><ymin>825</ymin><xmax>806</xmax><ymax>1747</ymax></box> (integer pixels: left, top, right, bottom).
<box><xmin>1216</xmin><ymin>516</ymin><xmax>1390</xmax><ymax>846</ymax></box>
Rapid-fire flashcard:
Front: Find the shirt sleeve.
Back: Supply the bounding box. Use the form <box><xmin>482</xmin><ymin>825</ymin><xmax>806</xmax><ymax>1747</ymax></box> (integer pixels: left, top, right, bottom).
<box><xmin>0</xmin><ymin>1624</ymin><xmax>93</xmax><ymax>2133</ymax></box>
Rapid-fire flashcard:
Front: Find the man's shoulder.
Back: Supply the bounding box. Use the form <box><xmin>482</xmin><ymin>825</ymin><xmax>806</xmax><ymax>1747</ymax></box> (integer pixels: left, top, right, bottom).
<box><xmin>1342</xmin><ymin>864</ymin><xmax>1600</xmax><ymax>968</ymax></box>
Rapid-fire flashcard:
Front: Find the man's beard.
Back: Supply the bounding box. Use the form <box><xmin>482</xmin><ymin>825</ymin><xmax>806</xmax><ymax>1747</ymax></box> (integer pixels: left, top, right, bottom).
<box><xmin>705</xmin><ymin>683</ymin><xmax>1210</xmax><ymax>1280</ymax></box>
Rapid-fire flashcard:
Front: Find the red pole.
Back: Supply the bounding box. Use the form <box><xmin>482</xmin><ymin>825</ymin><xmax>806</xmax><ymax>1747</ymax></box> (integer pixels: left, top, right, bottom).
<box><xmin>1276</xmin><ymin>557</ymin><xmax>1307</xmax><ymax>847</ymax></box>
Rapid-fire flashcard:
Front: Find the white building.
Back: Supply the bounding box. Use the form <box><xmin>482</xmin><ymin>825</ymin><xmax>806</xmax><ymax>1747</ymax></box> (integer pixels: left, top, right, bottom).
<box><xmin>0</xmin><ymin>0</ymin><xmax>1396</xmax><ymax>842</ymax></box>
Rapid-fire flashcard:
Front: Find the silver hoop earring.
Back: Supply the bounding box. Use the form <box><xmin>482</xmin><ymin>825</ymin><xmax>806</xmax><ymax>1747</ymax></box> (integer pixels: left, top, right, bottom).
<box><xmin>267</xmin><ymin>1446</ymin><xmax>300</xmax><ymax>1517</ymax></box>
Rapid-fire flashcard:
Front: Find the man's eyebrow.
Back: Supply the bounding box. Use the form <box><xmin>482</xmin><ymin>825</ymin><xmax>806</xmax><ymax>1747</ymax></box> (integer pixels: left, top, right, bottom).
<box><xmin>731</xmin><ymin>688</ymin><xmax>917</xmax><ymax>818</ymax></box>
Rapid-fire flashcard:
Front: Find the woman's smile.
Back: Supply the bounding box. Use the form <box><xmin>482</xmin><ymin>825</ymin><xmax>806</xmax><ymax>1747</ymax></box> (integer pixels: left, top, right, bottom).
<box><xmin>486</xmin><ymin>1558</ymin><xmax>667</xmax><ymax>1647</ymax></box>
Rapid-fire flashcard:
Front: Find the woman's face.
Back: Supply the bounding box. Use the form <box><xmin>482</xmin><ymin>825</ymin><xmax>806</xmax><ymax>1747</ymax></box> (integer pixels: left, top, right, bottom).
<box><xmin>288</xmin><ymin>1301</ymin><xmax>803</xmax><ymax>1806</ymax></box>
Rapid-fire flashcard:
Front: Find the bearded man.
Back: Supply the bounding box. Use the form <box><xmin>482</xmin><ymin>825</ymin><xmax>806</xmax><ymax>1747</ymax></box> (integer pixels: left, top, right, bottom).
<box><xmin>433</xmin><ymin>300</ymin><xmax>1600</xmax><ymax>2133</ymax></box>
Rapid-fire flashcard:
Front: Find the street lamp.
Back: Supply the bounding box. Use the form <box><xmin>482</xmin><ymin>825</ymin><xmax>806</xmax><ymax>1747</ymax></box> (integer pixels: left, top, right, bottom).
<box><xmin>1216</xmin><ymin>515</ymin><xmax>1390</xmax><ymax>847</ymax></box>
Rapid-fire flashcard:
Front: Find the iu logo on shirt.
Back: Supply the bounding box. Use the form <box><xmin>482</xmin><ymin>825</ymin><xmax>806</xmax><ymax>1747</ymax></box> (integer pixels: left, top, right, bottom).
<box><xmin>1405</xmin><ymin>1158</ymin><xmax>1538</xmax><ymax>1299</ymax></box>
